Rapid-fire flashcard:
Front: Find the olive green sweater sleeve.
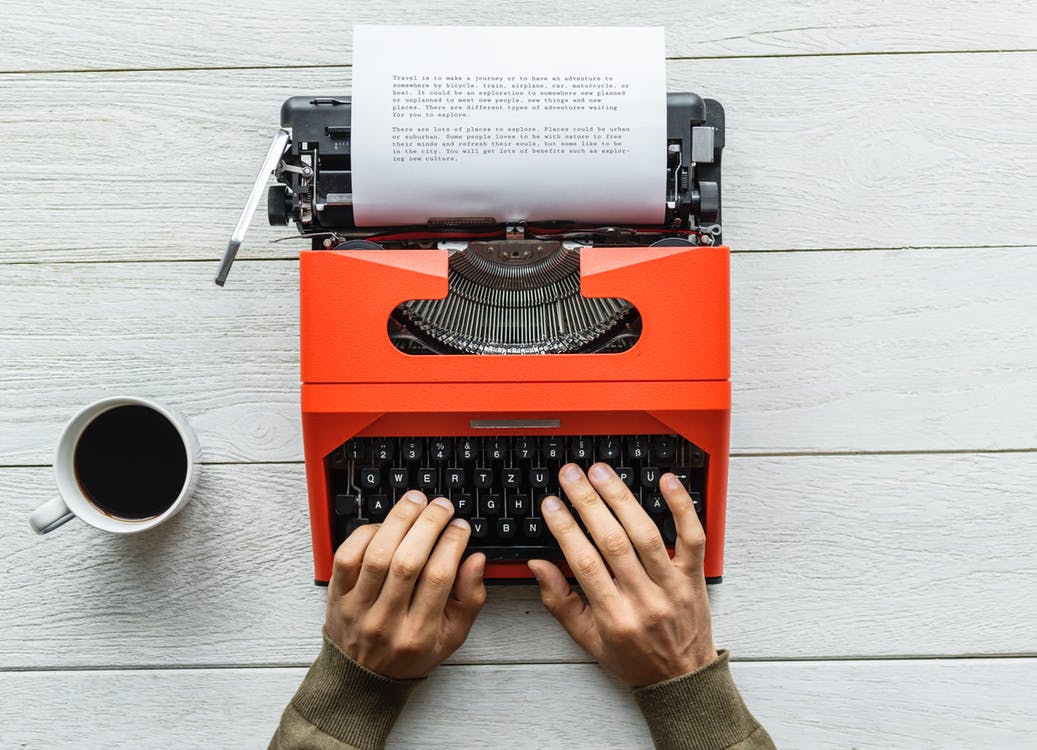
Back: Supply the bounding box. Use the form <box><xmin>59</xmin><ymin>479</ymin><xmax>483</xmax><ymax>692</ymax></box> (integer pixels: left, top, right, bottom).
<box><xmin>271</xmin><ymin>640</ymin><xmax>772</xmax><ymax>749</ymax></box>
<box><xmin>634</xmin><ymin>650</ymin><xmax>775</xmax><ymax>750</ymax></box>
<box><xmin>269</xmin><ymin>631</ymin><xmax>420</xmax><ymax>750</ymax></box>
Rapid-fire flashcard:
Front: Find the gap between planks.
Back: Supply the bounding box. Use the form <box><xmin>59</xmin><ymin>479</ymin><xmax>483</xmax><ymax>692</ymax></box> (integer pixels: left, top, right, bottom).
<box><xmin>4</xmin><ymin>653</ymin><xmax>1037</xmax><ymax>674</ymax></box>
<box><xmin>2</xmin><ymin>47</ymin><xmax>1036</xmax><ymax>76</ymax></box>
<box><xmin>4</xmin><ymin>447</ymin><xmax>1037</xmax><ymax>471</ymax></box>
<box><xmin>6</xmin><ymin>448</ymin><xmax>1037</xmax><ymax>473</ymax></box>
<box><xmin>1</xmin><ymin>244</ymin><xmax>1035</xmax><ymax>267</ymax></box>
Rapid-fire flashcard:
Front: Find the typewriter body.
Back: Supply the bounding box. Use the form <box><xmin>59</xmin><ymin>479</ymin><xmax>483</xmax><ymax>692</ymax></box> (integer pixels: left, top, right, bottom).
<box><xmin>220</xmin><ymin>93</ymin><xmax>729</xmax><ymax>584</ymax></box>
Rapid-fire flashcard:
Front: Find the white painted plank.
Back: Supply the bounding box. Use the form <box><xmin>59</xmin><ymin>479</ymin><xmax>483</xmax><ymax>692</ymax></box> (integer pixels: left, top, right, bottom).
<box><xmin>2</xmin><ymin>0</ymin><xmax>1035</xmax><ymax>72</ymax></box>
<box><xmin>1</xmin><ymin>659</ymin><xmax>1034</xmax><ymax>749</ymax></box>
<box><xmin>2</xmin><ymin>453</ymin><xmax>1035</xmax><ymax>669</ymax></box>
<box><xmin>3</xmin><ymin>249</ymin><xmax>1036</xmax><ymax>465</ymax></box>
<box><xmin>2</xmin><ymin>53</ymin><xmax>1036</xmax><ymax>262</ymax></box>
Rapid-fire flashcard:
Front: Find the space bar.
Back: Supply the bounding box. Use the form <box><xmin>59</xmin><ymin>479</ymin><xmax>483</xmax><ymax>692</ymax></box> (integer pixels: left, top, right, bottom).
<box><xmin>467</xmin><ymin>545</ymin><xmax>563</xmax><ymax>561</ymax></box>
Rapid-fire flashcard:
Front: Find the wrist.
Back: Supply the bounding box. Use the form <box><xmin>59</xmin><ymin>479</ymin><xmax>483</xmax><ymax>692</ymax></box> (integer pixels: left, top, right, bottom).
<box><xmin>675</xmin><ymin>645</ymin><xmax>720</xmax><ymax>678</ymax></box>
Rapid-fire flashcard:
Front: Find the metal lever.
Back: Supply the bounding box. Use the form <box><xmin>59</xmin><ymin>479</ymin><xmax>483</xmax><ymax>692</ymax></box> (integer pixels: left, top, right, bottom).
<box><xmin>215</xmin><ymin>128</ymin><xmax>291</xmax><ymax>286</ymax></box>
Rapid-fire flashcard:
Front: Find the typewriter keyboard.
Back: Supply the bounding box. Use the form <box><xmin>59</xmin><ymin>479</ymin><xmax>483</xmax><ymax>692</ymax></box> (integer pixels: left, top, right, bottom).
<box><xmin>328</xmin><ymin>435</ymin><xmax>707</xmax><ymax>560</ymax></box>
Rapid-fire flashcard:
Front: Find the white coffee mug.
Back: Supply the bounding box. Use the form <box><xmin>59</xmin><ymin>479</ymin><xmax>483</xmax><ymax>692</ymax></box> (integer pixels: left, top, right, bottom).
<box><xmin>29</xmin><ymin>396</ymin><xmax>200</xmax><ymax>535</ymax></box>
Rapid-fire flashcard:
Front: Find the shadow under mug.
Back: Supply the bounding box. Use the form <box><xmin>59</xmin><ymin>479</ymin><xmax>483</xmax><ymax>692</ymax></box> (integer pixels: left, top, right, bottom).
<box><xmin>30</xmin><ymin>397</ymin><xmax>200</xmax><ymax>535</ymax></box>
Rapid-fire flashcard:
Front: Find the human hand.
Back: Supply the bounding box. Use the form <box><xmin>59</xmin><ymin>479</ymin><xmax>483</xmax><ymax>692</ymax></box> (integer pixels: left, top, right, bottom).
<box><xmin>528</xmin><ymin>464</ymin><xmax>718</xmax><ymax>688</ymax></box>
<box><xmin>325</xmin><ymin>491</ymin><xmax>487</xmax><ymax>679</ymax></box>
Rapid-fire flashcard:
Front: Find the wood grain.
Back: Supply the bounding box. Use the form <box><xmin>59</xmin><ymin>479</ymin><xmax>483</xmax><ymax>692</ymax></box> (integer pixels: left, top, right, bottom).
<box><xmin>3</xmin><ymin>248</ymin><xmax>1035</xmax><ymax>465</ymax></box>
<box><xmin>2</xmin><ymin>1</ymin><xmax>1035</xmax><ymax>72</ymax></box>
<box><xmin>2</xmin><ymin>658</ymin><xmax>1034</xmax><ymax>749</ymax></box>
<box><xmin>2</xmin><ymin>53</ymin><xmax>1036</xmax><ymax>263</ymax></box>
<box><xmin>3</xmin><ymin>453</ymin><xmax>1035</xmax><ymax>669</ymax></box>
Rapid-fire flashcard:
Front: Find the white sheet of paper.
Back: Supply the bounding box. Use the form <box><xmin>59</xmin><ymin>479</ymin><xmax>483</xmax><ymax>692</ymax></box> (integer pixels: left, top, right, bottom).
<box><xmin>350</xmin><ymin>26</ymin><xmax>666</xmax><ymax>227</ymax></box>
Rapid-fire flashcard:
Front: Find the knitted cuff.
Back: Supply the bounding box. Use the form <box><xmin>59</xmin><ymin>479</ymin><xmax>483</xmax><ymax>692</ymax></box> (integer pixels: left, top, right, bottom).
<box><xmin>288</xmin><ymin>630</ymin><xmax>422</xmax><ymax>750</ymax></box>
<box><xmin>633</xmin><ymin>650</ymin><xmax>766</xmax><ymax>750</ymax></box>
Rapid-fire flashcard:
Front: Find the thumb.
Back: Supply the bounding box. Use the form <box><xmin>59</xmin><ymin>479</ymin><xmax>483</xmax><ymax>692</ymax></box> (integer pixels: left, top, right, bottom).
<box><xmin>444</xmin><ymin>553</ymin><xmax>488</xmax><ymax>640</ymax></box>
<box><xmin>528</xmin><ymin>560</ymin><xmax>601</xmax><ymax>656</ymax></box>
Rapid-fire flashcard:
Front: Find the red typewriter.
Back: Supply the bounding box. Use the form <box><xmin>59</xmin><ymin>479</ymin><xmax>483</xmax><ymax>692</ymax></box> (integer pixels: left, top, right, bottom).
<box><xmin>218</xmin><ymin>92</ymin><xmax>728</xmax><ymax>584</ymax></box>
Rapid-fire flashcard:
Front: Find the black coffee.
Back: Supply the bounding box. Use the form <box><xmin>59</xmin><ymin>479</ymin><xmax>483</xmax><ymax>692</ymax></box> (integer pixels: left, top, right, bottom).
<box><xmin>73</xmin><ymin>405</ymin><xmax>188</xmax><ymax>520</ymax></box>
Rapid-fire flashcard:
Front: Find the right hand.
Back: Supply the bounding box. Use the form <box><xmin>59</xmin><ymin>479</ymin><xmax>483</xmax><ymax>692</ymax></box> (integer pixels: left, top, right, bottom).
<box><xmin>528</xmin><ymin>463</ymin><xmax>718</xmax><ymax>688</ymax></box>
<box><xmin>325</xmin><ymin>491</ymin><xmax>487</xmax><ymax>680</ymax></box>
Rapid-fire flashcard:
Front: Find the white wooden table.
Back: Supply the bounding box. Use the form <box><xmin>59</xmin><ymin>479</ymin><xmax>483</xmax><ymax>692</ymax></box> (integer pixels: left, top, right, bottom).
<box><xmin>3</xmin><ymin>4</ymin><xmax>1036</xmax><ymax>747</ymax></box>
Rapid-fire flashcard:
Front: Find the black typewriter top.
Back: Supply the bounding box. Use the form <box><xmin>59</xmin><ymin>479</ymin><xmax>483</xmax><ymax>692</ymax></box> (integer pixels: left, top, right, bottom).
<box><xmin>270</xmin><ymin>92</ymin><xmax>725</xmax><ymax>246</ymax></box>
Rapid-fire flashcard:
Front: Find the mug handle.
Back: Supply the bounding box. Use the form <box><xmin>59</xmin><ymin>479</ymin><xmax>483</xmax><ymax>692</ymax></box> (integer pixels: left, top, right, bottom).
<box><xmin>30</xmin><ymin>497</ymin><xmax>76</xmax><ymax>534</ymax></box>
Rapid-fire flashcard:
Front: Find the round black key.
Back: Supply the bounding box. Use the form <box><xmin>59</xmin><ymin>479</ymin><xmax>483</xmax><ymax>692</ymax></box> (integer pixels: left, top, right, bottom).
<box><xmin>543</xmin><ymin>439</ymin><xmax>563</xmax><ymax>461</ymax></box>
<box><xmin>430</xmin><ymin>440</ymin><xmax>452</xmax><ymax>461</ymax></box>
<box><xmin>459</xmin><ymin>438</ymin><xmax>479</xmax><ymax>461</ymax></box>
<box><xmin>486</xmin><ymin>437</ymin><xmax>507</xmax><ymax>461</ymax></box>
<box><xmin>482</xmin><ymin>494</ymin><xmax>502</xmax><ymax>517</ymax></box>
<box><xmin>508</xmin><ymin>493</ymin><xmax>530</xmax><ymax>516</ymax></box>
<box><xmin>373</xmin><ymin>439</ymin><xmax>394</xmax><ymax>461</ymax></box>
<box><xmin>359</xmin><ymin>467</ymin><xmax>381</xmax><ymax>489</ymax></box>
<box><xmin>652</xmin><ymin>436</ymin><xmax>676</xmax><ymax>461</ymax></box>
<box><xmin>522</xmin><ymin>517</ymin><xmax>544</xmax><ymax>539</ymax></box>
<box><xmin>345</xmin><ymin>439</ymin><xmax>368</xmax><ymax>460</ymax></box>
<box><xmin>513</xmin><ymin>438</ymin><xmax>535</xmax><ymax>461</ymax></box>
<box><xmin>366</xmin><ymin>494</ymin><xmax>389</xmax><ymax>519</ymax></box>
<box><xmin>529</xmin><ymin>467</ymin><xmax>549</xmax><ymax>488</ymax></box>
<box><xmin>645</xmin><ymin>493</ymin><xmax>666</xmax><ymax>515</ymax></box>
<box><xmin>497</xmin><ymin>518</ymin><xmax>517</xmax><ymax>539</ymax></box>
<box><xmin>388</xmin><ymin>467</ymin><xmax>409</xmax><ymax>488</ymax></box>
<box><xmin>625</xmin><ymin>436</ymin><xmax>649</xmax><ymax>460</ymax></box>
<box><xmin>402</xmin><ymin>439</ymin><xmax>424</xmax><ymax>462</ymax></box>
<box><xmin>454</xmin><ymin>493</ymin><xmax>474</xmax><ymax>517</ymax></box>
<box><xmin>569</xmin><ymin>437</ymin><xmax>592</xmax><ymax>461</ymax></box>
<box><xmin>597</xmin><ymin>437</ymin><xmax>621</xmax><ymax>461</ymax></box>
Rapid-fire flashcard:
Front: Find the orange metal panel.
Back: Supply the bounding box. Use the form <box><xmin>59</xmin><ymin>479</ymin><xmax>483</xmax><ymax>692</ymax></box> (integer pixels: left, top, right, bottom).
<box><xmin>299</xmin><ymin>246</ymin><xmax>731</xmax><ymax>583</ymax></box>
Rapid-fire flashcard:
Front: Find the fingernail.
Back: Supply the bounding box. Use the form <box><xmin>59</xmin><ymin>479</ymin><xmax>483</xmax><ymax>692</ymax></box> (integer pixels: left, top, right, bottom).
<box><xmin>404</xmin><ymin>491</ymin><xmax>427</xmax><ymax>505</ymax></box>
<box><xmin>561</xmin><ymin>464</ymin><xmax>581</xmax><ymax>481</ymax></box>
<box><xmin>662</xmin><ymin>474</ymin><xmax>680</xmax><ymax>491</ymax></box>
<box><xmin>432</xmin><ymin>497</ymin><xmax>453</xmax><ymax>510</ymax></box>
<box><xmin>476</xmin><ymin>555</ymin><xmax>486</xmax><ymax>577</ymax></box>
<box><xmin>528</xmin><ymin>563</ymin><xmax>542</xmax><ymax>582</ymax></box>
<box><xmin>542</xmin><ymin>496</ymin><xmax>563</xmax><ymax>514</ymax></box>
<box><xmin>450</xmin><ymin>517</ymin><xmax>469</xmax><ymax>530</ymax></box>
<box><xmin>588</xmin><ymin>463</ymin><xmax>609</xmax><ymax>481</ymax></box>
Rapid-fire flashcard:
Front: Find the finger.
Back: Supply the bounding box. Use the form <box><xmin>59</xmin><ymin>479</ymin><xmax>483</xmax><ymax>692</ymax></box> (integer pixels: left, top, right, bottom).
<box><xmin>443</xmin><ymin>552</ymin><xmax>488</xmax><ymax>648</ymax></box>
<box><xmin>377</xmin><ymin>496</ymin><xmax>457</xmax><ymax>608</ymax></box>
<box><xmin>539</xmin><ymin>495</ymin><xmax>618</xmax><ymax>605</ymax></box>
<box><xmin>585</xmin><ymin>463</ymin><xmax>674</xmax><ymax>585</ymax></box>
<box><xmin>352</xmin><ymin>490</ymin><xmax>429</xmax><ymax>605</ymax></box>
<box><xmin>559</xmin><ymin>463</ymin><xmax>651</xmax><ymax>589</ymax></box>
<box><xmin>527</xmin><ymin>559</ymin><xmax>602</xmax><ymax>658</ymax></box>
<box><xmin>330</xmin><ymin>522</ymin><xmax>381</xmax><ymax>598</ymax></box>
<box><xmin>411</xmin><ymin>517</ymin><xmax>471</xmax><ymax>620</ymax></box>
<box><xmin>660</xmin><ymin>473</ymin><xmax>707</xmax><ymax>577</ymax></box>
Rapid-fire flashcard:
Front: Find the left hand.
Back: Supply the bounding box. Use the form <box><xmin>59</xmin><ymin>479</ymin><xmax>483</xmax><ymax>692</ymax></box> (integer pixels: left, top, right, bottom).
<box><xmin>325</xmin><ymin>491</ymin><xmax>487</xmax><ymax>679</ymax></box>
